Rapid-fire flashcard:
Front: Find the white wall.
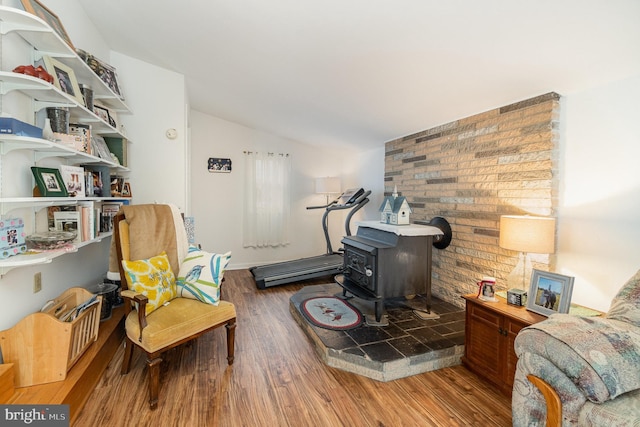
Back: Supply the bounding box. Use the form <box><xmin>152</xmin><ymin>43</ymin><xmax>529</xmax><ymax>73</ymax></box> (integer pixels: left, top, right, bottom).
<box><xmin>109</xmin><ymin>53</ymin><xmax>189</xmax><ymax>212</ymax></box>
<box><xmin>190</xmin><ymin>111</ymin><xmax>368</xmax><ymax>269</ymax></box>
<box><xmin>556</xmin><ymin>75</ymin><xmax>640</xmax><ymax>312</ymax></box>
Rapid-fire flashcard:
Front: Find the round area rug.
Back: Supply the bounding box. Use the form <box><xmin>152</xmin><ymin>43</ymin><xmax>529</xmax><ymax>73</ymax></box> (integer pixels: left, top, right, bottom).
<box><xmin>300</xmin><ymin>296</ymin><xmax>363</xmax><ymax>330</ymax></box>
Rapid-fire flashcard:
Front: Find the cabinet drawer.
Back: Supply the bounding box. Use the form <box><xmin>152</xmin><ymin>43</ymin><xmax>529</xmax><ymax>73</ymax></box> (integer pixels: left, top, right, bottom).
<box><xmin>468</xmin><ymin>302</ymin><xmax>501</xmax><ymax>327</ymax></box>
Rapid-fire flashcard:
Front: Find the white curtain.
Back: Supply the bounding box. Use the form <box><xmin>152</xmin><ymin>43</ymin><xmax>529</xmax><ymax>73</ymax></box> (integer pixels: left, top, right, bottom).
<box><xmin>243</xmin><ymin>151</ymin><xmax>291</xmax><ymax>247</ymax></box>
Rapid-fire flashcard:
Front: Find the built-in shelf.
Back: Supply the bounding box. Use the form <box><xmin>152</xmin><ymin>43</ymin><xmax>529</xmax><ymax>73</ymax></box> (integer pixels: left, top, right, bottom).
<box><xmin>0</xmin><ymin>196</ymin><xmax>129</xmax><ymax>216</ymax></box>
<box><xmin>0</xmin><ymin>5</ymin><xmax>136</xmax><ymax>276</ymax></box>
<box><xmin>0</xmin><ymin>231</ymin><xmax>113</xmax><ymax>276</ymax></box>
<box><xmin>0</xmin><ymin>134</ymin><xmax>129</xmax><ymax>168</ymax></box>
<box><xmin>0</xmin><ymin>6</ymin><xmax>130</xmax><ymax>114</ymax></box>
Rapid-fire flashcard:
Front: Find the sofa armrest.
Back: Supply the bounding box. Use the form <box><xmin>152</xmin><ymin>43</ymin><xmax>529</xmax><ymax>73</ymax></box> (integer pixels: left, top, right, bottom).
<box><xmin>527</xmin><ymin>375</ymin><xmax>562</xmax><ymax>427</ymax></box>
<box><xmin>513</xmin><ymin>351</ymin><xmax>589</xmax><ymax>426</ymax></box>
<box><xmin>515</xmin><ymin>314</ymin><xmax>640</xmax><ymax>402</ymax></box>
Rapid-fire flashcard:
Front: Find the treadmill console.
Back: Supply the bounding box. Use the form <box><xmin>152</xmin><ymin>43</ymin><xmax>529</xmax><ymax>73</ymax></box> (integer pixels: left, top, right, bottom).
<box><xmin>338</xmin><ymin>188</ymin><xmax>365</xmax><ymax>206</ymax></box>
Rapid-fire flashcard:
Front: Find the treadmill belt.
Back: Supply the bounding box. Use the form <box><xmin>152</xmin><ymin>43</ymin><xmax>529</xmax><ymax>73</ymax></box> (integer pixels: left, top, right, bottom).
<box><xmin>251</xmin><ymin>254</ymin><xmax>343</xmax><ymax>289</ymax></box>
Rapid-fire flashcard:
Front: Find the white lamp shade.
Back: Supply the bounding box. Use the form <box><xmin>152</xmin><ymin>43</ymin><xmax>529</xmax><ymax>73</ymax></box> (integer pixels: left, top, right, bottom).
<box><xmin>315</xmin><ymin>177</ymin><xmax>341</xmax><ymax>194</ymax></box>
<box><xmin>499</xmin><ymin>215</ymin><xmax>556</xmax><ymax>254</ymax></box>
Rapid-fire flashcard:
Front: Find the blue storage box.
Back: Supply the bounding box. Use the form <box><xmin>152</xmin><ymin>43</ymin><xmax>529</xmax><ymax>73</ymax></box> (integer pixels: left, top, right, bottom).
<box><xmin>0</xmin><ymin>117</ymin><xmax>43</xmax><ymax>138</ymax></box>
<box><xmin>0</xmin><ymin>218</ymin><xmax>27</xmax><ymax>259</ymax></box>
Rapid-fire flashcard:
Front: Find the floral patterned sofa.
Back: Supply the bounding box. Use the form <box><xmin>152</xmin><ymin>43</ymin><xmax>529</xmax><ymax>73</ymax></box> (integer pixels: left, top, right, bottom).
<box><xmin>512</xmin><ymin>269</ymin><xmax>640</xmax><ymax>426</ymax></box>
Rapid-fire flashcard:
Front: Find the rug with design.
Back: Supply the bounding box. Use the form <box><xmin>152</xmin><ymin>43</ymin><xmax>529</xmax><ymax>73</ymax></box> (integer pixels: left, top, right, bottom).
<box><xmin>300</xmin><ymin>296</ymin><xmax>363</xmax><ymax>330</ymax></box>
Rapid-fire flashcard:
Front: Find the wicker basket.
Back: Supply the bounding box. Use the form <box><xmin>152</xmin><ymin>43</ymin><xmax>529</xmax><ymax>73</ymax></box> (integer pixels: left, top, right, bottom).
<box><xmin>0</xmin><ymin>287</ymin><xmax>102</xmax><ymax>387</ymax></box>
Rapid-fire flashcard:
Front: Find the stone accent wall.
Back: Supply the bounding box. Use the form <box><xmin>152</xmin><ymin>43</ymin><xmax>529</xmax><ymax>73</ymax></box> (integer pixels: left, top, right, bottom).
<box><xmin>384</xmin><ymin>92</ymin><xmax>561</xmax><ymax>307</ymax></box>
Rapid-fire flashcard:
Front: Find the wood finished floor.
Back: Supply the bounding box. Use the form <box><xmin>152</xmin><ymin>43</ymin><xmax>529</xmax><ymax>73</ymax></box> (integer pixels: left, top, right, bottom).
<box><xmin>76</xmin><ymin>269</ymin><xmax>512</xmax><ymax>426</ymax></box>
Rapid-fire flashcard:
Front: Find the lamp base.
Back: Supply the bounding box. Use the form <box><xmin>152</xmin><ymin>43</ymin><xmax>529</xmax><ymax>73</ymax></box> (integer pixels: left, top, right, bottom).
<box><xmin>505</xmin><ymin>252</ymin><xmax>533</xmax><ymax>291</ymax></box>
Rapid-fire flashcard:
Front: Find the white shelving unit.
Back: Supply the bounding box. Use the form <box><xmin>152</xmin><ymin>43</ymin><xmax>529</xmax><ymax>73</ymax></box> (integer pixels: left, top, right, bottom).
<box><xmin>0</xmin><ymin>6</ymin><xmax>133</xmax><ymax>276</ymax></box>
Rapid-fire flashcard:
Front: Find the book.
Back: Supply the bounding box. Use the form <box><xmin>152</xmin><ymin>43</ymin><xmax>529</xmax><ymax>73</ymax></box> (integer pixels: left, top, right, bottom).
<box><xmin>69</xmin><ymin>123</ymin><xmax>91</xmax><ymax>153</ymax></box>
<box><xmin>100</xmin><ymin>202</ymin><xmax>123</xmax><ymax>232</ymax></box>
<box><xmin>54</xmin><ymin>211</ymin><xmax>81</xmax><ymax>242</ymax></box>
<box><xmin>58</xmin><ymin>165</ymin><xmax>85</xmax><ymax>197</ymax></box>
<box><xmin>77</xmin><ymin>201</ymin><xmax>96</xmax><ymax>240</ymax></box>
<box><xmin>91</xmin><ymin>135</ymin><xmax>113</xmax><ymax>160</ymax></box>
<box><xmin>104</xmin><ymin>137</ymin><xmax>127</xmax><ymax>167</ymax></box>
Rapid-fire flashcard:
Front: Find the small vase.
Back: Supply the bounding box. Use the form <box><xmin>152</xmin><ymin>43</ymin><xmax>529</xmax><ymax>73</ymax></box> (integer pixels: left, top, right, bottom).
<box><xmin>42</xmin><ymin>118</ymin><xmax>54</xmax><ymax>140</ymax></box>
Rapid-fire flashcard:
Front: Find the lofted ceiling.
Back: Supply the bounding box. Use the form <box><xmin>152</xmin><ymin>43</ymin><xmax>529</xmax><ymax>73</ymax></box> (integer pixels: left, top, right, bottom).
<box><xmin>76</xmin><ymin>0</ymin><xmax>640</xmax><ymax>151</ymax></box>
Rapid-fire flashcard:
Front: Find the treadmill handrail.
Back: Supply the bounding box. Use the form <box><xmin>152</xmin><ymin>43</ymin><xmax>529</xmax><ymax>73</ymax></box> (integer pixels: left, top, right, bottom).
<box><xmin>306</xmin><ymin>200</ymin><xmax>337</xmax><ymax>210</ymax></box>
<box><xmin>321</xmin><ymin>190</ymin><xmax>371</xmax><ymax>253</ymax></box>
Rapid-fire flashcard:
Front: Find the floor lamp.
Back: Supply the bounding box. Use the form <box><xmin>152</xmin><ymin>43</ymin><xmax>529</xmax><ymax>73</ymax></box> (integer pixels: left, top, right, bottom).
<box><xmin>315</xmin><ymin>177</ymin><xmax>341</xmax><ymax>204</ymax></box>
<box><xmin>499</xmin><ymin>215</ymin><xmax>556</xmax><ymax>291</ymax></box>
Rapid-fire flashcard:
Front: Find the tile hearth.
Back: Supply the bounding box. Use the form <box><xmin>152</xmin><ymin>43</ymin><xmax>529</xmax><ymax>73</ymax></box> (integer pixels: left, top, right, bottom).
<box><xmin>289</xmin><ymin>283</ymin><xmax>465</xmax><ymax>381</ymax></box>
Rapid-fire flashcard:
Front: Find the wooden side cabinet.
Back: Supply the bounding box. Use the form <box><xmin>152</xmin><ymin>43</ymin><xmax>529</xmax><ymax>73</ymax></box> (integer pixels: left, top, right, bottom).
<box><xmin>461</xmin><ymin>294</ymin><xmax>546</xmax><ymax>395</ymax></box>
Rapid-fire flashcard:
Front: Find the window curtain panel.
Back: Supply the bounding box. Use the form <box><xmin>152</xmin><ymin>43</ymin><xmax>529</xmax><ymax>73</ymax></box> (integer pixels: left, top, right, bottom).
<box><xmin>243</xmin><ymin>152</ymin><xmax>291</xmax><ymax>247</ymax></box>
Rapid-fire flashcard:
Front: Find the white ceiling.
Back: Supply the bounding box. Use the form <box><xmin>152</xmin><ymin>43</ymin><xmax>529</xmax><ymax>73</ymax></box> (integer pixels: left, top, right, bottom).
<box><xmin>76</xmin><ymin>0</ymin><xmax>640</xmax><ymax>151</ymax></box>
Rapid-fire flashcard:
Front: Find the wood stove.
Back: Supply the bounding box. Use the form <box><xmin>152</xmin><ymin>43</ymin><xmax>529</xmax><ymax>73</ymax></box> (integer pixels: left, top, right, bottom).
<box><xmin>335</xmin><ymin>221</ymin><xmax>444</xmax><ymax>322</ymax></box>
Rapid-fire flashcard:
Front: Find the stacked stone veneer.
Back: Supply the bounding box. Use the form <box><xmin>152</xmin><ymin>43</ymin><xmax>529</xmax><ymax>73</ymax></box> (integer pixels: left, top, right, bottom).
<box><xmin>384</xmin><ymin>92</ymin><xmax>561</xmax><ymax>307</ymax></box>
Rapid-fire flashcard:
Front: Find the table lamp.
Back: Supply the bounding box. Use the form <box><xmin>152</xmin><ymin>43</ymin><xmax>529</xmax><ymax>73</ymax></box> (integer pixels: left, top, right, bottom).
<box><xmin>499</xmin><ymin>215</ymin><xmax>556</xmax><ymax>291</ymax></box>
<box><xmin>315</xmin><ymin>177</ymin><xmax>341</xmax><ymax>204</ymax></box>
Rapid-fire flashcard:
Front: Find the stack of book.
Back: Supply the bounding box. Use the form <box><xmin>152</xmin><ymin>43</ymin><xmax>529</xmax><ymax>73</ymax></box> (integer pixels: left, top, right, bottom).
<box><xmin>49</xmin><ymin>201</ymin><xmax>124</xmax><ymax>242</ymax></box>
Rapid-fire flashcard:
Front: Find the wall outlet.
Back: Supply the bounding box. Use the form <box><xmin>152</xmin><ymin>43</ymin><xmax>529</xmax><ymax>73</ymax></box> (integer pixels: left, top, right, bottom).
<box><xmin>33</xmin><ymin>272</ymin><xmax>42</xmax><ymax>293</ymax></box>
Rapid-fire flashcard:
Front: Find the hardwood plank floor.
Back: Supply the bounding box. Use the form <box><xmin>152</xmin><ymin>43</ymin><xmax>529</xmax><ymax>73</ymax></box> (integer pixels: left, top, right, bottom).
<box><xmin>75</xmin><ymin>269</ymin><xmax>512</xmax><ymax>426</ymax></box>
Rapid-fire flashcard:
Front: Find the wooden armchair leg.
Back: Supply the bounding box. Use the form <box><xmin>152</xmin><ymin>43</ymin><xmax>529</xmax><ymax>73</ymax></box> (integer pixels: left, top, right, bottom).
<box><xmin>121</xmin><ymin>337</ymin><xmax>135</xmax><ymax>375</ymax></box>
<box><xmin>226</xmin><ymin>318</ymin><xmax>236</xmax><ymax>365</ymax></box>
<box><xmin>147</xmin><ymin>356</ymin><xmax>162</xmax><ymax>410</ymax></box>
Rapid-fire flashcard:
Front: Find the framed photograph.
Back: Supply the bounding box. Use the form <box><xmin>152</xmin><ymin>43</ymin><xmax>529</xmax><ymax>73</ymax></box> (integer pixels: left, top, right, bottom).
<box><xmin>58</xmin><ymin>165</ymin><xmax>85</xmax><ymax>197</ymax></box>
<box><xmin>526</xmin><ymin>269</ymin><xmax>574</xmax><ymax>317</ymax></box>
<box><xmin>208</xmin><ymin>158</ymin><xmax>232</xmax><ymax>173</ymax></box>
<box><xmin>93</xmin><ymin>103</ymin><xmax>117</xmax><ymax>128</ymax></box>
<box><xmin>76</xmin><ymin>49</ymin><xmax>123</xmax><ymax>99</ymax></box>
<box><xmin>39</xmin><ymin>56</ymin><xmax>84</xmax><ymax>105</ymax></box>
<box><xmin>110</xmin><ymin>176</ymin><xmax>125</xmax><ymax>197</ymax></box>
<box><xmin>99</xmin><ymin>62</ymin><xmax>123</xmax><ymax>99</ymax></box>
<box><xmin>31</xmin><ymin>167</ymin><xmax>68</xmax><ymax>197</ymax></box>
<box><xmin>20</xmin><ymin>0</ymin><xmax>74</xmax><ymax>50</ymax></box>
<box><xmin>121</xmin><ymin>182</ymin><xmax>132</xmax><ymax>197</ymax></box>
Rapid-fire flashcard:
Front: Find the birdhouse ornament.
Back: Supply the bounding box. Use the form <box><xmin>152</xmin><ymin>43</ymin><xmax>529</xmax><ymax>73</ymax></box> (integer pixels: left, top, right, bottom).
<box><xmin>379</xmin><ymin>186</ymin><xmax>412</xmax><ymax>225</ymax></box>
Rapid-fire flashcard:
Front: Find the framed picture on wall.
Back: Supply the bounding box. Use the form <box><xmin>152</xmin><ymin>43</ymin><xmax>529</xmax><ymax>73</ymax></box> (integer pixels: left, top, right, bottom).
<box><xmin>208</xmin><ymin>158</ymin><xmax>232</xmax><ymax>173</ymax></box>
<box><xmin>526</xmin><ymin>269</ymin><xmax>574</xmax><ymax>317</ymax></box>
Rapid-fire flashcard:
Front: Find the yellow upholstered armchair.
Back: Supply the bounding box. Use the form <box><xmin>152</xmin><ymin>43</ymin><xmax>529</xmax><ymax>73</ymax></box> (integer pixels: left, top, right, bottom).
<box><xmin>112</xmin><ymin>204</ymin><xmax>236</xmax><ymax>409</ymax></box>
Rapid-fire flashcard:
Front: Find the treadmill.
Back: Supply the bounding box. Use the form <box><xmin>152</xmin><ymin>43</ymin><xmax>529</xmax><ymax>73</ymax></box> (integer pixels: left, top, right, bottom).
<box><xmin>250</xmin><ymin>188</ymin><xmax>371</xmax><ymax>289</ymax></box>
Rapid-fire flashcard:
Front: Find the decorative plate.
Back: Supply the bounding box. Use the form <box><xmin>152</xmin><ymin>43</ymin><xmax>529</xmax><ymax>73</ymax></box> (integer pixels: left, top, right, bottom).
<box><xmin>26</xmin><ymin>231</ymin><xmax>77</xmax><ymax>250</ymax></box>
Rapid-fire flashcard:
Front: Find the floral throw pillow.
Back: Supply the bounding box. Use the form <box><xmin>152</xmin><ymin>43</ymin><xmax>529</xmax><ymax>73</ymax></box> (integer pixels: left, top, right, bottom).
<box><xmin>176</xmin><ymin>246</ymin><xmax>231</xmax><ymax>305</ymax></box>
<box><xmin>121</xmin><ymin>251</ymin><xmax>177</xmax><ymax>315</ymax></box>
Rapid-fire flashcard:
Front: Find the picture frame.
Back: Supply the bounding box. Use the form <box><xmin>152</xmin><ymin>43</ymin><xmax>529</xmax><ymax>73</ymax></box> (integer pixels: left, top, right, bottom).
<box><xmin>76</xmin><ymin>49</ymin><xmax>123</xmax><ymax>99</ymax></box>
<box><xmin>20</xmin><ymin>0</ymin><xmax>74</xmax><ymax>50</ymax></box>
<box><xmin>58</xmin><ymin>165</ymin><xmax>85</xmax><ymax>197</ymax></box>
<box><xmin>121</xmin><ymin>182</ymin><xmax>132</xmax><ymax>197</ymax></box>
<box><xmin>93</xmin><ymin>103</ymin><xmax>117</xmax><ymax>128</ymax></box>
<box><xmin>39</xmin><ymin>56</ymin><xmax>84</xmax><ymax>105</ymax></box>
<box><xmin>99</xmin><ymin>62</ymin><xmax>123</xmax><ymax>99</ymax></box>
<box><xmin>208</xmin><ymin>158</ymin><xmax>232</xmax><ymax>173</ymax></box>
<box><xmin>526</xmin><ymin>269</ymin><xmax>574</xmax><ymax>317</ymax></box>
<box><xmin>31</xmin><ymin>167</ymin><xmax>68</xmax><ymax>197</ymax></box>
